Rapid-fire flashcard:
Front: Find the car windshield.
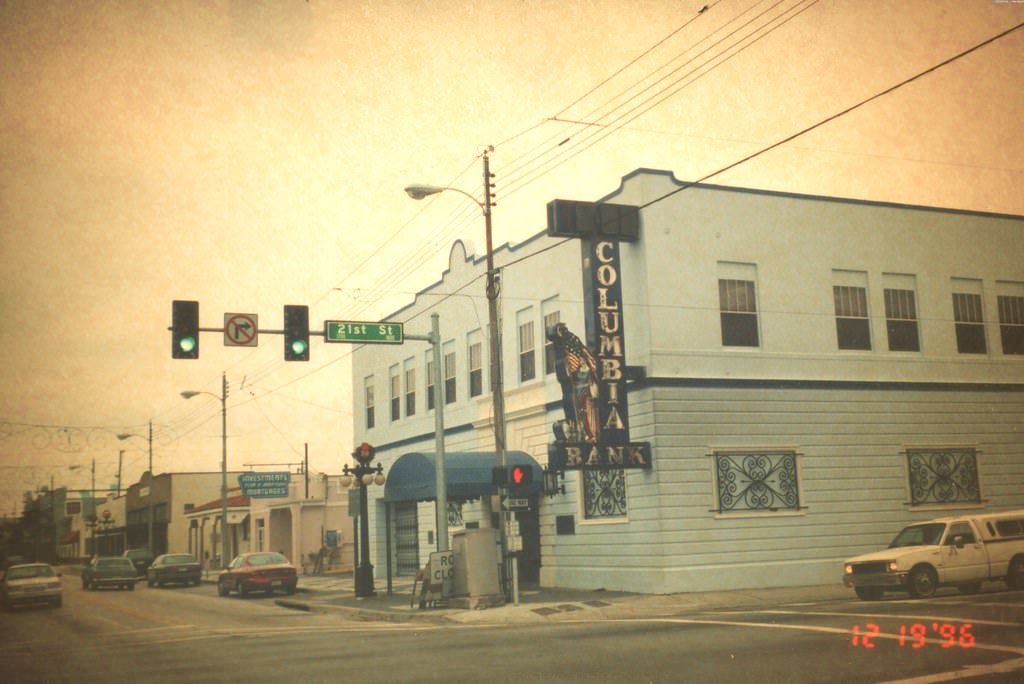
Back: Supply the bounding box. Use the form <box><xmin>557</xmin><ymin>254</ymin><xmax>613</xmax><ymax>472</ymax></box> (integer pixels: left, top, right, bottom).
<box><xmin>889</xmin><ymin>522</ymin><xmax>946</xmax><ymax>548</ymax></box>
<box><xmin>7</xmin><ymin>565</ymin><xmax>54</xmax><ymax>580</ymax></box>
<box><xmin>247</xmin><ymin>553</ymin><xmax>288</xmax><ymax>567</ymax></box>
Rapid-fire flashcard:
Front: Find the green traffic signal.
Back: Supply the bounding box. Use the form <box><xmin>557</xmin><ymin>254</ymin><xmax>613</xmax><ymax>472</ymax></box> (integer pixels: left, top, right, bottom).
<box><xmin>283</xmin><ymin>305</ymin><xmax>310</xmax><ymax>361</ymax></box>
<box><xmin>171</xmin><ymin>300</ymin><xmax>200</xmax><ymax>359</ymax></box>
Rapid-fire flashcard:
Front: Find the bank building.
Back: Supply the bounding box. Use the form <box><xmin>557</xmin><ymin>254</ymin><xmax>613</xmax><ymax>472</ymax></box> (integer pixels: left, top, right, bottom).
<box><xmin>350</xmin><ymin>168</ymin><xmax>1024</xmax><ymax>595</ymax></box>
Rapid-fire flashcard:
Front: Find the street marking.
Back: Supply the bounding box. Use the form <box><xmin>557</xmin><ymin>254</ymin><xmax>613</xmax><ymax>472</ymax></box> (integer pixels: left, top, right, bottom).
<box><xmin>881</xmin><ymin>657</ymin><xmax>1024</xmax><ymax>684</ymax></box>
<box><xmin>751</xmin><ymin>609</ymin><xmax>1022</xmax><ymax>628</ymax></box>
<box><xmin>595</xmin><ymin>617</ymin><xmax>1024</xmax><ymax>658</ymax></box>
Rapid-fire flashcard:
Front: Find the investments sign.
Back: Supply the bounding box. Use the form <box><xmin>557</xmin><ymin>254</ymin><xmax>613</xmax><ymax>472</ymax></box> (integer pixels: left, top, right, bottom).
<box><xmin>546</xmin><ymin>199</ymin><xmax>652</xmax><ymax>471</ymax></box>
<box><xmin>238</xmin><ymin>472</ymin><xmax>291</xmax><ymax>498</ymax></box>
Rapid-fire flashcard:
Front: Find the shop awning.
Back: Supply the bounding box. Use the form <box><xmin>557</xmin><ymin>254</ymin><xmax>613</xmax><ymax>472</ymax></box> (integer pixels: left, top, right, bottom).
<box><xmin>383</xmin><ymin>451</ymin><xmax>543</xmax><ymax>503</ymax></box>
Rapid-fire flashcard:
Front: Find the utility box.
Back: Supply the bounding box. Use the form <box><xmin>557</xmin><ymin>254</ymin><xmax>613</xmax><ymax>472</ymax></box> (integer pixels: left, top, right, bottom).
<box><xmin>451</xmin><ymin>527</ymin><xmax>504</xmax><ymax>609</ymax></box>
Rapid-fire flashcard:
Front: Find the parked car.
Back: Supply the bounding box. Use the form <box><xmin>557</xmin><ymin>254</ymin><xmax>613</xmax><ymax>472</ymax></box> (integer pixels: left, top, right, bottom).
<box><xmin>1</xmin><ymin>563</ymin><xmax>62</xmax><ymax>609</ymax></box>
<box><xmin>217</xmin><ymin>552</ymin><xmax>297</xmax><ymax>597</ymax></box>
<box><xmin>122</xmin><ymin>548</ymin><xmax>153</xmax><ymax>576</ymax></box>
<box><xmin>843</xmin><ymin>508</ymin><xmax>1024</xmax><ymax>600</ymax></box>
<box><xmin>147</xmin><ymin>553</ymin><xmax>202</xmax><ymax>588</ymax></box>
<box><xmin>82</xmin><ymin>556</ymin><xmax>138</xmax><ymax>591</ymax></box>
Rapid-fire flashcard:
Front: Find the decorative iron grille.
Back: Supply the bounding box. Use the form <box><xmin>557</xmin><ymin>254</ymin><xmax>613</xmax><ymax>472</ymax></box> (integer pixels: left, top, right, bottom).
<box><xmin>714</xmin><ymin>450</ymin><xmax>800</xmax><ymax>513</ymax></box>
<box><xmin>583</xmin><ymin>469</ymin><xmax>627</xmax><ymax>519</ymax></box>
<box><xmin>906</xmin><ymin>448</ymin><xmax>980</xmax><ymax>506</ymax></box>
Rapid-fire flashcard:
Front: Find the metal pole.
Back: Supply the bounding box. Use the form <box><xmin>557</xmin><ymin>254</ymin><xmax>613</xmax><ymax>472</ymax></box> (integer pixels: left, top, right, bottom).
<box><xmin>482</xmin><ymin>150</ymin><xmax>510</xmax><ymax>597</ymax></box>
<box><xmin>147</xmin><ymin>420</ymin><xmax>153</xmax><ymax>553</ymax></box>
<box><xmin>221</xmin><ymin>372</ymin><xmax>229</xmax><ymax>568</ymax></box>
<box><xmin>431</xmin><ymin>312</ymin><xmax>448</xmax><ymax>552</ymax></box>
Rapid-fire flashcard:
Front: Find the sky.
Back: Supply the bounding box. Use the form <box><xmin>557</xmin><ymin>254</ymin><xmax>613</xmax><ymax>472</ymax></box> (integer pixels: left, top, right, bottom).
<box><xmin>1</xmin><ymin>0</ymin><xmax>1022</xmax><ymax>516</ymax></box>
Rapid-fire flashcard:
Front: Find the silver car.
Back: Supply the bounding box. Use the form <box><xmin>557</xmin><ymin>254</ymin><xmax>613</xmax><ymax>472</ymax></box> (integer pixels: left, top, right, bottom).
<box><xmin>1</xmin><ymin>563</ymin><xmax>63</xmax><ymax>609</ymax></box>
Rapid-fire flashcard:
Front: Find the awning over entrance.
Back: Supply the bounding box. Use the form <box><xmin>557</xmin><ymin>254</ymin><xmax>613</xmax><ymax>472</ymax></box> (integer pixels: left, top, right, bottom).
<box><xmin>383</xmin><ymin>451</ymin><xmax>543</xmax><ymax>502</ymax></box>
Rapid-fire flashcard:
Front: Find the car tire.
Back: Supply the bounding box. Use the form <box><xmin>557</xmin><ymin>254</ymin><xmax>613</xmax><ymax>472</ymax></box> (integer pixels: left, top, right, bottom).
<box><xmin>854</xmin><ymin>586</ymin><xmax>883</xmax><ymax>601</ymax></box>
<box><xmin>217</xmin><ymin>581</ymin><xmax>229</xmax><ymax>597</ymax></box>
<box><xmin>1006</xmin><ymin>556</ymin><xmax>1024</xmax><ymax>590</ymax></box>
<box><xmin>127</xmin><ymin>582</ymin><xmax>135</xmax><ymax>591</ymax></box>
<box><xmin>147</xmin><ymin>578</ymin><xmax>155</xmax><ymax>588</ymax></box>
<box><xmin>908</xmin><ymin>565</ymin><xmax>938</xmax><ymax>598</ymax></box>
<box><xmin>285</xmin><ymin>585</ymin><xmax>296</xmax><ymax>596</ymax></box>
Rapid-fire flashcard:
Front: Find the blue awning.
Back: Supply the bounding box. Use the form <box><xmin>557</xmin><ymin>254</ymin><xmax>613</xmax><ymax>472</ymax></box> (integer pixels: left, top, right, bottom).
<box><xmin>382</xmin><ymin>451</ymin><xmax>543</xmax><ymax>502</ymax></box>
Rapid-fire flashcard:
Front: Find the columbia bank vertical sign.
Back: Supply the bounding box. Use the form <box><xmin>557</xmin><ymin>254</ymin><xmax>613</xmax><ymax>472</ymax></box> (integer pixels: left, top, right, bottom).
<box><xmin>546</xmin><ymin>200</ymin><xmax>652</xmax><ymax>471</ymax></box>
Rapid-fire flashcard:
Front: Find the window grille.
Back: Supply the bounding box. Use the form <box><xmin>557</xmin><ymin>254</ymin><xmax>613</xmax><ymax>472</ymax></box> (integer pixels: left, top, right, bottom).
<box><xmin>582</xmin><ymin>469</ymin><xmax>627</xmax><ymax>519</ymax></box>
<box><xmin>906</xmin><ymin>447</ymin><xmax>981</xmax><ymax>506</ymax></box>
<box><xmin>713</xmin><ymin>450</ymin><xmax>800</xmax><ymax>513</ymax></box>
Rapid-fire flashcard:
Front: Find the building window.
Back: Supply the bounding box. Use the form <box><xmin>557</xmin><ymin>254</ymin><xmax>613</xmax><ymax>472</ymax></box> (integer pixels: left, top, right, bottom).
<box><xmin>719</xmin><ymin>279</ymin><xmax>759</xmax><ymax>347</ymax></box>
<box><xmin>404</xmin><ymin>362</ymin><xmax>416</xmax><ymax>417</ymax></box>
<box><xmin>364</xmin><ymin>379</ymin><xmax>375</xmax><ymax>429</ymax></box>
<box><xmin>906</xmin><ymin>447</ymin><xmax>981</xmax><ymax>506</ymax></box>
<box><xmin>444</xmin><ymin>344</ymin><xmax>456</xmax><ymax>405</ymax></box>
<box><xmin>998</xmin><ymin>294</ymin><xmax>1024</xmax><ymax>355</ymax></box>
<box><xmin>834</xmin><ymin>285</ymin><xmax>871</xmax><ymax>350</ymax></box>
<box><xmin>518</xmin><ymin>313</ymin><xmax>536</xmax><ymax>382</ymax></box>
<box><xmin>952</xmin><ymin>292</ymin><xmax>987</xmax><ymax>354</ymax></box>
<box><xmin>582</xmin><ymin>469</ymin><xmax>627</xmax><ymax>519</ymax></box>
<box><xmin>426</xmin><ymin>355</ymin><xmax>435</xmax><ymax>411</ymax></box>
<box><xmin>543</xmin><ymin>310</ymin><xmax>561</xmax><ymax>375</ymax></box>
<box><xmin>712</xmin><ymin>449</ymin><xmax>801</xmax><ymax>513</ymax></box>
<box><xmin>468</xmin><ymin>340</ymin><xmax>483</xmax><ymax>398</ymax></box>
<box><xmin>884</xmin><ymin>287</ymin><xmax>920</xmax><ymax>352</ymax></box>
<box><xmin>389</xmin><ymin>366</ymin><xmax>400</xmax><ymax>422</ymax></box>
<box><xmin>256</xmin><ymin>519</ymin><xmax>265</xmax><ymax>551</ymax></box>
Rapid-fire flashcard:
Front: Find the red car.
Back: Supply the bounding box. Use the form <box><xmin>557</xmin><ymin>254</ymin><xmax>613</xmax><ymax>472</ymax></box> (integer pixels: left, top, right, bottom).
<box><xmin>217</xmin><ymin>552</ymin><xmax>297</xmax><ymax>597</ymax></box>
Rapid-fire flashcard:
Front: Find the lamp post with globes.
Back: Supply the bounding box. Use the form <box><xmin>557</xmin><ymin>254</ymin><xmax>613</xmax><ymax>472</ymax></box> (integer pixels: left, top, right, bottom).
<box><xmin>339</xmin><ymin>442</ymin><xmax>385</xmax><ymax>598</ymax></box>
<box><xmin>405</xmin><ymin>147</ymin><xmax>512</xmax><ymax>596</ymax></box>
<box><xmin>180</xmin><ymin>372</ymin><xmax>230</xmax><ymax>570</ymax></box>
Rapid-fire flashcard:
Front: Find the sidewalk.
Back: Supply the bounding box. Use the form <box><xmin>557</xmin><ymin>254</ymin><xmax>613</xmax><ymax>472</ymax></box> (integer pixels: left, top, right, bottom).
<box><xmin>272</xmin><ymin>572</ymin><xmax>854</xmax><ymax>625</ymax></box>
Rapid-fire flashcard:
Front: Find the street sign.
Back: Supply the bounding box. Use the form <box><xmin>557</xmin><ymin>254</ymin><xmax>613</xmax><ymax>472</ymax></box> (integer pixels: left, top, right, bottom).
<box><xmin>324</xmin><ymin>320</ymin><xmax>404</xmax><ymax>344</ymax></box>
<box><xmin>500</xmin><ymin>495</ymin><xmax>531</xmax><ymax>512</ymax></box>
<box><xmin>224</xmin><ymin>313</ymin><xmax>258</xmax><ymax>347</ymax></box>
<box><xmin>238</xmin><ymin>472</ymin><xmax>290</xmax><ymax>498</ymax></box>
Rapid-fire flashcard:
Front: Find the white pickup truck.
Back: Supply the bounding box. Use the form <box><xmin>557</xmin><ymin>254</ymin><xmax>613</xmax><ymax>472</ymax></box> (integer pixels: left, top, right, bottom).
<box><xmin>843</xmin><ymin>509</ymin><xmax>1024</xmax><ymax>600</ymax></box>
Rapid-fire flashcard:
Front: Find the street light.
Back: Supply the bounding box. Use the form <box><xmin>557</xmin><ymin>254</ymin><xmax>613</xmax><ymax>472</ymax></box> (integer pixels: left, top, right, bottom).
<box><xmin>118</xmin><ymin>420</ymin><xmax>154</xmax><ymax>555</ymax></box>
<box><xmin>339</xmin><ymin>443</ymin><xmax>386</xmax><ymax>598</ymax></box>
<box><xmin>406</xmin><ymin>147</ymin><xmax>512</xmax><ymax>597</ymax></box>
<box><xmin>181</xmin><ymin>372</ymin><xmax>230</xmax><ymax>571</ymax></box>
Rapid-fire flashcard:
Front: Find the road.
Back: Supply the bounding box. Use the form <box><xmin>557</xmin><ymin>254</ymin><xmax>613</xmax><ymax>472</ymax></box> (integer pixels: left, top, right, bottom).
<box><xmin>2</xmin><ymin>574</ymin><xmax>1022</xmax><ymax>683</ymax></box>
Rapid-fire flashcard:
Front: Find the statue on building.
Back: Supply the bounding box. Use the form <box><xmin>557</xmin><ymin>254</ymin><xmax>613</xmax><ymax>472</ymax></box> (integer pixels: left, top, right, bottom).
<box><xmin>547</xmin><ymin>323</ymin><xmax>600</xmax><ymax>443</ymax></box>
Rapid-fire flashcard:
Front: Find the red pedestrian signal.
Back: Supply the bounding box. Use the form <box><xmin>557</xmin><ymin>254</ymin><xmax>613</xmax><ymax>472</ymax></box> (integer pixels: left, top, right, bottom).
<box><xmin>510</xmin><ymin>465</ymin><xmax>532</xmax><ymax>486</ymax></box>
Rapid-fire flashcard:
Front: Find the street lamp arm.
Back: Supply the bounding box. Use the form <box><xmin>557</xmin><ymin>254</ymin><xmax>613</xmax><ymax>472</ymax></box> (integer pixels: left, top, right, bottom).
<box><xmin>405</xmin><ymin>184</ymin><xmax>484</xmax><ymax>211</ymax></box>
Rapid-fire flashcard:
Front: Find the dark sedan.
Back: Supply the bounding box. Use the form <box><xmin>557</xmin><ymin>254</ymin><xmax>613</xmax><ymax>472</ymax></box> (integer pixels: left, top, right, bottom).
<box><xmin>82</xmin><ymin>556</ymin><xmax>137</xmax><ymax>590</ymax></box>
<box><xmin>217</xmin><ymin>552</ymin><xmax>297</xmax><ymax>597</ymax></box>
<box><xmin>147</xmin><ymin>553</ymin><xmax>202</xmax><ymax>588</ymax></box>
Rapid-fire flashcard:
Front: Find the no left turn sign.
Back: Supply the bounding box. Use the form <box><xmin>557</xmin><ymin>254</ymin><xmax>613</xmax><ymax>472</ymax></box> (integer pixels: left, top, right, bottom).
<box><xmin>224</xmin><ymin>313</ymin><xmax>258</xmax><ymax>347</ymax></box>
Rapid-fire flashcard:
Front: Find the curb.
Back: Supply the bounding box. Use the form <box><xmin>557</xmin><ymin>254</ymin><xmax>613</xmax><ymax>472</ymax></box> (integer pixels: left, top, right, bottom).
<box><xmin>276</xmin><ymin>597</ymin><xmax>456</xmax><ymax>624</ymax></box>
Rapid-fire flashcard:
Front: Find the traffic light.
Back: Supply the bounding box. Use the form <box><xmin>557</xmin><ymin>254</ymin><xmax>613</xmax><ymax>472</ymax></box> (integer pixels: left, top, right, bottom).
<box><xmin>283</xmin><ymin>305</ymin><xmax>309</xmax><ymax>361</ymax></box>
<box><xmin>492</xmin><ymin>464</ymin><xmax>534</xmax><ymax>487</ymax></box>
<box><xmin>171</xmin><ymin>300</ymin><xmax>199</xmax><ymax>359</ymax></box>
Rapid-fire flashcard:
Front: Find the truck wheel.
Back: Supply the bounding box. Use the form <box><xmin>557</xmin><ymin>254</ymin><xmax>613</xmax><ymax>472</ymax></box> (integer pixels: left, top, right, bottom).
<box><xmin>854</xmin><ymin>586</ymin><xmax>884</xmax><ymax>601</ymax></box>
<box><xmin>957</xmin><ymin>582</ymin><xmax>982</xmax><ymax>595</ymax></box>
<box><xmin>1007</xmin><ymin>556</ymin><xmax>1024</xmax><ymax>590</ymax></box>
<box><xmin>908</xmin><ymin>566</ymin><xmax>938</xmax><ymax>598</ymax></box>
